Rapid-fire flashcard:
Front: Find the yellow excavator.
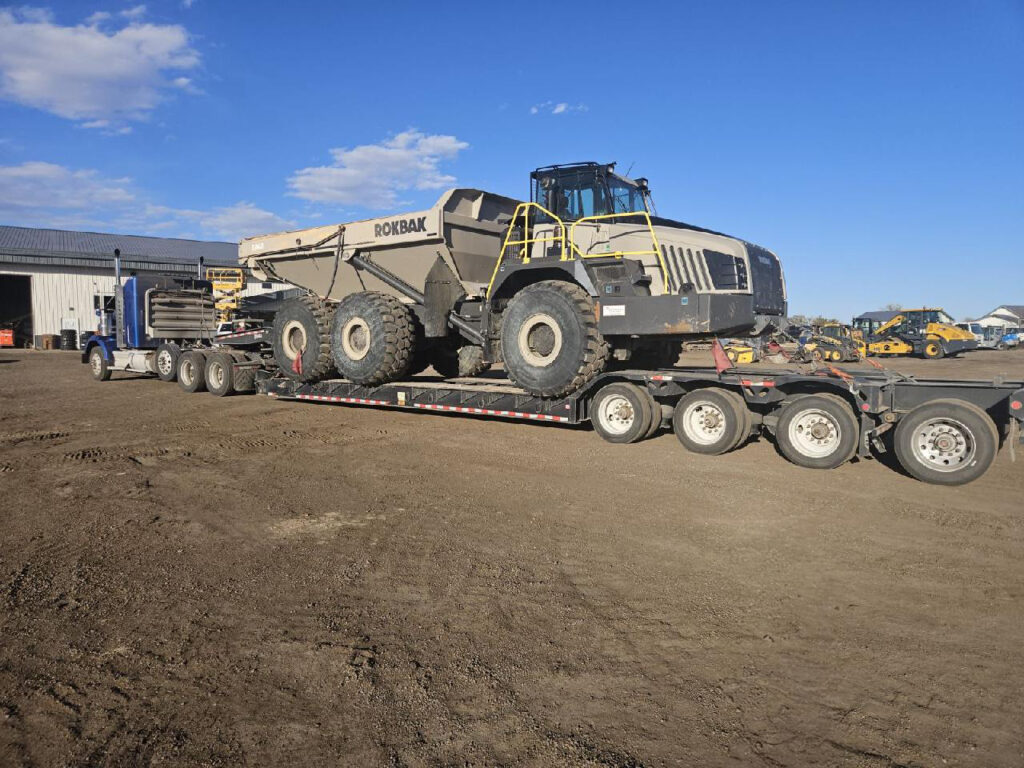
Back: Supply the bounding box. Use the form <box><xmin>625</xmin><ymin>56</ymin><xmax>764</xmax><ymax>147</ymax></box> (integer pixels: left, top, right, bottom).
<box><xmin>864</xmin><ymin>308</ymin><xmax>977</xmax><ymax>359</ymax></box>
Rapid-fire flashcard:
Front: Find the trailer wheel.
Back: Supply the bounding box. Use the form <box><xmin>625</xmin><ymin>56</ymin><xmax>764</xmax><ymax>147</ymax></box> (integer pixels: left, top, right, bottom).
<box><xmin>893</xmin><ymin>399</ymin><xmax>998</xmax><ymax>485</ymax></box>
<box><xmin>205</xmin><ymin>352</ymin><xmax>235</xmax><ymax>397</ymax></box>
<box><xmin>719</xmin><ymin>388</ymin><xmax>753</xmax><ymax>450</ymax></box>
<box><xmin>271</xmin><ymin>294</ymin><xmax>337</xmax><ymax>382</ymax></box>
<box><xmin>232</xmin><ymin>361</ymin><xmax>256</xmax><ymax>394</ymax></box>
<box><xmin>645</xmin><ymin>393</ymin><xmax>665</xmax><ymax>439</ymax></box>
<box><xmin>922</xmin><ymin>340</ymin><xmax>945</xmax><ymax>359</ymax></box>
<box><xmin>177</xmin><ymin>350</ymin><xmax>207</xmax><ymax>393</ymax></box>
<box><xmin>775</xmin><ymin>393</ymin><xmax>858</xmax><ymax>469</ymax></box>
<box><xmin>331</xmin><ymin>292</ymin><xmax>415</xmax><ymax>385</ymax></box>
<box><xmin>591</xmin><ymin>383</ymin><xmax>652</xmax><ymax>444</ymax></box>
<box><xmin>154</xmin><ymin>342</ymin><xmax>180</xmax><ymax>382</ymax></box>
<box><xmin>431</xmin><ymin>344</ymin><xmax>490</xmax><ymax>379</ymax></box>
<box><xmin>89</xmin><ymin>347</ymin><xmax>110</xmax><ymax>381</ymax></box>
<box><xmin>501</xmin><ymin>280</ymin><xmax>609</xmax><ymax>398</ymax></box>
<box><xmin>673</xmin><ymin>388</ymin><xmax>745</xmax><ymax>455</ymax></box>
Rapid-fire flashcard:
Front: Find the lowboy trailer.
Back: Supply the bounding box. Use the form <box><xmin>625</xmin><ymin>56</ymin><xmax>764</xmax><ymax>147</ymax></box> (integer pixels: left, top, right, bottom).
<box><xmin>253</xmin><ymin>364</ymin><xmax>1024</xmax><ymax>487</ymax></box>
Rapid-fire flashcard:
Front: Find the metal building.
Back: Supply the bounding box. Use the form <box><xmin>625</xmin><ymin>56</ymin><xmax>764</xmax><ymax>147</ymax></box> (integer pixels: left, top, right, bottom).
<box><xmin>0</xmin><ymin>225</ymin><xmax>282</xmax><ymax>347</ymax></box>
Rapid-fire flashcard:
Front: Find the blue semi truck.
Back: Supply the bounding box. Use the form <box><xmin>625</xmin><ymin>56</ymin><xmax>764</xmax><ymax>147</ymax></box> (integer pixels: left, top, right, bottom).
<box><xmin>81</xmin><ymin>250</ymin><xmax>269</xmax><ymax>395</ymax></box>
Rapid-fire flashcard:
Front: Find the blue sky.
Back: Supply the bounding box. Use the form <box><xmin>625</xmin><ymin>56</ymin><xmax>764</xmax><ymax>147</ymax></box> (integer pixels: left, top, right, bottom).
<box><xmin>0</xmin><ymin>1</ymin><xmax>1021</xmax><ymax>320</ymax></box>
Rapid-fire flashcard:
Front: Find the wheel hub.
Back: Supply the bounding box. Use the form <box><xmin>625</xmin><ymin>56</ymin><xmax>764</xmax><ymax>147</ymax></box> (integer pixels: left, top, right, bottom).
<box><xmin>341</xmin><ymin>318</ymin><xmax>371</xmax><ymax>361</ymax></box>
<box><xmin>518</xmin><ymin>313</ymin><xmax>563</xmax><ymax>368</ymax></box>
<box><xmin>914</xmin><ymin>419</ymin><xmax>973</xmax><ymax>471</ymax></box>
<box><xmin>788</xmin><ymin>408</ymin><xmax>840</xmax><ymax>458</ymax></box>
<box><xmin>599</xmin><ymin>395</ymin><xmax>635</xmax><ymax>435</ymax></box>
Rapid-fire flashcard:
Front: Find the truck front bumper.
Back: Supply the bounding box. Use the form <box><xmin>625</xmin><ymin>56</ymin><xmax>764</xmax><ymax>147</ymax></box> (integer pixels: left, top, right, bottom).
<box><xmin>595</xmin><ymin>293</ymin><xmax>781</xmax><ymax>338</ymax></box>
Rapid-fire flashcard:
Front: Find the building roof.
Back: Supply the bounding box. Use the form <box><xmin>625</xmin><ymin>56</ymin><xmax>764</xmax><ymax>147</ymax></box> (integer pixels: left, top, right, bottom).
<box><xmin>853</xmin><ymin>310</ymin><xmax>901</xmax><ymax>322</ymax></box>
<box><xmin>991</xmin><ymin>305</ymin><xmax>1024</xmax><ymax>318</ymax></box>
<box><xmin>0</xmin><ymin>225</ymin><xmax>238</xmax><ymax>272</ymax></box>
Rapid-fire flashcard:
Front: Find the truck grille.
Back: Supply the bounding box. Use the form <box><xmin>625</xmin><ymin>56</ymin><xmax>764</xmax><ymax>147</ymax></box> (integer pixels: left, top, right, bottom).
<box><xmin>660</xmin><ymin>245</ymin><xmax>748</xmax><ymax>294</ymax></box>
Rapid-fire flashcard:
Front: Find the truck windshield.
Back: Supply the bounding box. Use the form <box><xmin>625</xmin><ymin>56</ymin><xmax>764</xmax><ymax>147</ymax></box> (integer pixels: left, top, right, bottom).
<box><xmin>606</xmin><ymin>175</ymin><xmax>649</xmax><ymax>215</ymax></box>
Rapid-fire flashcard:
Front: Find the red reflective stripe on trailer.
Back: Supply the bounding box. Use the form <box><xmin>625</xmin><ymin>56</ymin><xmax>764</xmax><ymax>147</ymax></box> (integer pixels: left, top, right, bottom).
<box><xmin>295</xmin><ymin>394</ymin><xmax>389</xmax><ymax>406</ymax></box>
<box><xmin>740</xmin><ymin>379</ymin><xmax>776</xmax><ymax>388</ymax></box>
<box><xmin>650</xmin><ymin>374</ymin><xmax>672</xmax><ymax>381</ymax></box>
<box><xmin>411</xmin><ymin>402</ymin><xmax>569</xmax><ymax>422</ymax></box>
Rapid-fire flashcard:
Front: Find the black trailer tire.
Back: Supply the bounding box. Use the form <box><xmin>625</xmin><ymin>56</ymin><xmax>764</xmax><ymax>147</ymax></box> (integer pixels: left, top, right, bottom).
<box><xmin>331</xmin><ymin>292</ymin><xmax>416</xmax><ymax>385</ymax></box>
<box><xmin>205</xmin><ymin>352</ymin><xmax>235</xmax><ymax>397</ymax></box>
<box><xmin>431</xmin><ymin>344</ymin><xmax>490</xmax><ymax>379</ymax></box>
<box><xmin>645</xmin><ymin>392</ymin><xmax>665</xmax><ymax>439</ymax></box>
<box><xmin>177</xmin><ymin>350</ymin><xmax>207</xmax><ymax>393</ymax></box>
<box><xmin>501</xmin><ymin>280</ymin><xmax>609</xmax><ymax>398</ymax></box>
<box><xmin>154</xmin><ymin>342</ymin><xmax>180</xmax><ymax>382</ymax></box>
<box><xmin>591</xmin><ymin>383</ymin><xmax>653</xmax><ymax>444</ymax></box>
<box><xmin>271</xmin><ymin>294</ymin><xmax>337</xmax><ymax>382</ymax></box>
<box><xmin>89</xmin><ymin>347</ymin><xmax>111</xmax><ymax>381</ymax></box>
<box><xmin>893</xmin><ymin>399</ymin><xmax>998</xmax><ymax>485</ymax></box>
<box><xmin>673</xmin><ymin>388</ymin><xmax>745</xmax><ymax>455</ymax></box>
<box><xmin>717</xmin><ymin>388</ymin><xmax>753</xmax><ymax>450</ymax></box>
<box><xmin>775</xmin><ymin>393</ymin><xmax>858</xmax><ymax>469</ymax></box>
<box><xmin>232</xmin><ymin>358</ymin><xmax>256</xmax><ymax>394</ymax></box>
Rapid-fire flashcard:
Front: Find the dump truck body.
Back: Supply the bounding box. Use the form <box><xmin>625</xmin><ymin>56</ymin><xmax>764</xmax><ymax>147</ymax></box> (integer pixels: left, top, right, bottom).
<box><xmin>240</xmin><ymin>189</ymin><xmax>519</xmax><ymax>301</ymax></box>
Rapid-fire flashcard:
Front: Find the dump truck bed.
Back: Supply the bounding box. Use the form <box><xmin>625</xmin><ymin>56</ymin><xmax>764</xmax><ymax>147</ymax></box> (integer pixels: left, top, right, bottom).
<box><xmin>239</xmin><ymin>188</ymin><xmax>521</xmax><ymax>301</ymax></box>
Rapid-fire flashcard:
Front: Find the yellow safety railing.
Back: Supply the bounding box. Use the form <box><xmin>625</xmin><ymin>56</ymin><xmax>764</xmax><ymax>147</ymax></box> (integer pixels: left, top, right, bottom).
<box><xmin>486</xmin><ymin>202</ymin><xmax>565</xmax><ymax>298</ymax></box>
<box><xmin>566</xmin><ymin>211</ymin><xmax>670</xmax><ymax>293</ymax></box>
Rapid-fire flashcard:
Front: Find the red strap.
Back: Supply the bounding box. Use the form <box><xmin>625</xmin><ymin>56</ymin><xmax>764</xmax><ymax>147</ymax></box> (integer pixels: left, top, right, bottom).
<box><xmin>291</xmin><ymin>348</ymin><xmax>303</xmax><ymax>375</ymax></box>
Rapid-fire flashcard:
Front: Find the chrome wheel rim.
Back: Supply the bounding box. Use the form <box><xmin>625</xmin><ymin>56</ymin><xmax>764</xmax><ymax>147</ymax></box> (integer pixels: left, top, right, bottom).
<box><xmin>157</xmin><ymin>349</ymin><xmax>174</xmax><ymax>376</ymax></box>
<box><xmin>180</xmin><ymin>359</ymin><xmax>195</xmax><ymax>386</ymax></box>
<box><xmin>90</xmin><ymin>351</ymin><xmax>102</xmax><ymax>376</ymax></box>
<box><xmin>788</xmin><ymin>408</ymin><xmax>841</xmax><ymax>458</ymax></box>
<box><xmin>911</xmin><ymin>417</ymin><xmax>975</xmax><ymax>472</ymax></box>
<box><xmin>209</xmin><ymin>362</ymin><xmax>224</xmax><ymax>389</ymax></box>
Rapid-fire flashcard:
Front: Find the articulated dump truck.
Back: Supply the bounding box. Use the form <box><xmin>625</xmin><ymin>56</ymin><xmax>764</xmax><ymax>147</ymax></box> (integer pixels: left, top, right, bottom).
<box><xmin>239</xmin><ymin>162</ymin><xmax>787</xmax><ymax>397</ymax></box>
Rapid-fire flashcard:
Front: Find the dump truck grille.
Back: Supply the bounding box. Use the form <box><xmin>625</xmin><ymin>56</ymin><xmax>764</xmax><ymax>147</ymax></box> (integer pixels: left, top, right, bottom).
<box><xmin>660</xmin><ymin>245</ymin><xmax>748</xmax><ymax>294</ymax></box>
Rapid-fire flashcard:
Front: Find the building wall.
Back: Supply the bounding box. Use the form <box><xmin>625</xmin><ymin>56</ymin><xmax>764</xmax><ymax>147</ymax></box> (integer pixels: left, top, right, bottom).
<box><xmin>0</xmin><ymin>263</ymin><xmax>118</xmax><ymax>337</ymax></box>
<box><xmin>0</xmin><ymin>263</ymin><xmax>291</xmax><ymax>339</ymax></box>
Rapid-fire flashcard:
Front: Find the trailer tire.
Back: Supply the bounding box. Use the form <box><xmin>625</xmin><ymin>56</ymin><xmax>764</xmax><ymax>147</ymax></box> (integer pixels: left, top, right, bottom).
<box><xmin>177</xmin><ymin>350</ymin><xmax>207</xmax><ymax>393</ymax></box>
<box><xmin>431</xmin><ymin>344</ymin><xmax>490</xmax><ymax>379</ymax></box>
<box><xmin>673</xmin><ymin>388</ymin><xmax>745</xmax><ymax>455</ymax></box>
<box><xmin>89</xmin><ymin>346</ymin><xmax>111</xmax><ymax>381</ymax></box>
<box><xmin>271</xmin><ymin>294</ymin><xmax>337</xmax><ymax>382</ymax></box>
<box><xmin>775</xmin><ymin>393</ymin><xmax>858</xmax><ymax>469</ymax></box>
<box><xmin>718</xmin><ymin>388</ymin><xmax>753</xmax><ymax>450</ymax></box>
<box><xmin>501</xmin><ymin>280</ymin><xmax>609</xmax><ymax>398</ymax></box>
<box><xmin>645</xmin><ymin>393</ymin><xmax>665</xmax><ymax>439</ymax></box>
<box><xmin>205</xmin><ymin>352</ymin><xmax>235</xmax><ymax>397</ymax></box>
<box><xmin>893</xmin><ymin>399</ymin><xmax>998</xmax><ymax>485</ymax></box>
<box><xmin>591</xmin><ymin>383</ymin><xmax>652</xmax><ymax>444</ymax></box>
<box><xmin>331</xmin><ymin>292</ymin><xmax>415</xmax><ymax>385</ymax></box>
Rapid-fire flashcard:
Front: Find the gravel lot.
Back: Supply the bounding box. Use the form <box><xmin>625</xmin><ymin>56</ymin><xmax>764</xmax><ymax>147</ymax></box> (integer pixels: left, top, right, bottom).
<box><xmin>1</xmin><ymin>348</ymin><xmax>1022</xmax><ymax>766</ymax></box>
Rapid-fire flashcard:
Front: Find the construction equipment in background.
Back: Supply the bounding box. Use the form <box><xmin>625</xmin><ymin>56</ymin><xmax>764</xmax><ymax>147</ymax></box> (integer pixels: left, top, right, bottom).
<box><xmin>814</xmin><ymin>323</ymin><xmax>866</xmax><ymax>361</ymax></box>
<box><xmin>865</xmin><ymin>308</ymin><xmax>977</xmax><ymax>359</ymax></box>
<box><xmin>205</xmin><ymin>267</ymin><xmax>246</xmax><ymax>324</ymax></box>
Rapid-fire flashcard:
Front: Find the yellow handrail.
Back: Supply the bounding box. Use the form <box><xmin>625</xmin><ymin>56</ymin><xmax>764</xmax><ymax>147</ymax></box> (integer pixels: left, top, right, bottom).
<box><xmin>486</xmin><ymin>206</ymin><xmax>672</xmax><ymax>298</ymax></box>
<box><xmin>486</xmin><ymin>202</ymin><xmax>565</xmax><ymax>299</ymax></box>
<box><xmin>566</xmin><ymin>211</ymin><xmax>670</xmax><ymax>293</ymax></box>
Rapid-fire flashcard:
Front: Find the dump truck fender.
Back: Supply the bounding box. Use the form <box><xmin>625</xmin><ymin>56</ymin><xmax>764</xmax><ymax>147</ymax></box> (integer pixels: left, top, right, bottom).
<box><xmin>489</xmin><ymin>260</ymin><xmax>596</xmax><ymax>302</ymax></box>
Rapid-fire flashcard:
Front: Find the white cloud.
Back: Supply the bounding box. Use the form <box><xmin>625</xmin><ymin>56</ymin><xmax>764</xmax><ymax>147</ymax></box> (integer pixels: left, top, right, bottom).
<box><xmin>120</xmin><ymin>5</ymin><xmax>147</xmax><ymax>20</ymax></box>
<box><xmin>0</xmin><ymin>7</ymin><xmax>200</xmax><ymax>130</ymax></box>
<box><xmin>530</xmin><ymin>101</ymin><xmax>588</xmax><ymax>116</ymax></box>
<box><xmin>288</xmin><ymin>130</ymin><xmax>469</xmax><ymax>209</ymax></box>
<box><xmin>0</xmin><ymin>161</ymin><xmax>291</xmax><ymax>241</ymax></box>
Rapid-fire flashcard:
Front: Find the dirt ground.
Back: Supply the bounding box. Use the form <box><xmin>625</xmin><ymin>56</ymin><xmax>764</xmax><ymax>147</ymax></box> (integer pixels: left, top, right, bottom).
<box><xmin>1</xmin><ymin>348</ymin><xmax>1023</xmax><ymax>767</ymax></box>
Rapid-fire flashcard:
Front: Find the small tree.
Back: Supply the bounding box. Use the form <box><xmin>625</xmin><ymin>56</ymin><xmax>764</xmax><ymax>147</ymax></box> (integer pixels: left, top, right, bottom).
<box><xmin>883</xmin><ymin>303</ymin><xmax>902</xmax><ymax>311</ymax></box>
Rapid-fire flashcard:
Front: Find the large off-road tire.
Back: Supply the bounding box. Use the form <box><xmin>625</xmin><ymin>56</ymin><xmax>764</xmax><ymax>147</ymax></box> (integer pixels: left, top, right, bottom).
<box><xmin>331</xmin><ymin>292</ymin><xmax>416</xmax><ymax>385</ymax></box>
<box><xmin>155</xmin><ymin>342</ymin><xmax>180</xmax><ymax>382</ymax></box>
<box><xmin>500</xmin><ymin>280</ymin><xmax>609</xmax><ymax>398</ymax></box>
<box><xmin>177</xmin><ymin>350</ymin><xmax>207</xmax><ymax>393</ymax></box>
<box><xmin>89</xmin><ymin>347</ymin><xmax>111</xmax><ymax>381</ymax></box>
<box><xmin>590</xmin><ymin>383</ymin><xmax>653</xmax><ymax>444</ymax></box>
<box><xmin>205</xmin><ymin>352</ymin><xmax>236</xmax><ymax>397</ymax></box>
<box><xmin>271</xmin><ymin>294</ymin><xmax>337</xmax><ymax>382</ymax></box>
<box><xmin>431</xmin><ymin>344</ymin><xmax>490</xmax><ymax>379</ymax></box>
<box><xmin>775</xmin><ymin>393</ymin><xmax>858</xmax><ymax>469</ymax></box>
<box><xmin>893</xmin><ymin>399</ymin><xmax>998</xmax><ymax>485</ymax></box>
<box><xmin>672</xmin><ymin>388</ymin><xmax>746</xmax><ymax>455</ymax></box>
